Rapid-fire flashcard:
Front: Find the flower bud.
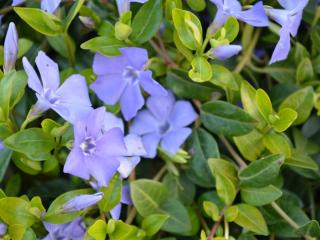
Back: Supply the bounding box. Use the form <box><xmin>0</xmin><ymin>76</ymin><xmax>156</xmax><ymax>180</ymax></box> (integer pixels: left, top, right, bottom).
<box><xmin>4</xmin><ymin>22</ymin><xmax>18</xmax><ymax>73</ymax></box>
<box><xmin>61</xmin><ymin>192</ymin><xmax>104</xmax><ymax>213</ymax></box>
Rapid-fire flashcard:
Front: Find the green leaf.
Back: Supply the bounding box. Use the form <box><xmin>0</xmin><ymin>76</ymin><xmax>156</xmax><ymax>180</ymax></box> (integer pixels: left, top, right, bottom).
<box><xmin>233</xmin><ymin>129</ymin><xmax>265</xmax><ymax>161</ymax></box>
<box><xmin>263</xmin><ymin>132</ymin><xmax>291</xmax><ymax>158</ymax></box>
<box><xmin>43</xmin><ymin>188</ymin><xmax>93</xmax><ymax>224</ymax></box>
<box><xmin>296</xmin><ymin>220</ymin><xmax>320</xmax><ymax>237</ymax></box>
<box><xmin>241</xmin><ymin>185</ymin><xmax>282</xmax><ymax>206</ymax></box>
<box><xmin>240</xmin><ymin>81</ymin><xmax>262</xmax><ymax>122</ymax></box>
<box><xmin>285</xmin><ymin>149</ymin><xmax>319</xmax><ymax>171</ymax></box>
<box><xmin>4</xmin><ymin>128</ymin><xmax>55</xmax><ymax>161</ymax></box>
<box><xmin>210</xmin><ymin>64</ymin><xmax>238</xmax><ymax>91</ymax></box>
<box><xmin>165</xmin><ymin>0</ymin><xmax>182</xmax><ymax>20</ymax></box>
<box><xmin>0</xmin><ymin>149</ymin><xmax>12</xmax><ymax>183</ymax></box>
<box><xmin>203</xmin><ymin>201</ymin><xmax>220</xmax><ymax>221</ymax></box>
<box><xmin>81</xmin><ymin>36</ymin><xmax>125</xmax><ymax>56</ymax></box>
<box><xmin>88</xmin><ymin>220</ymin><xmax>107</xmax><ymax>240</ymax></box>
<box><xmin>130</xmin><ymin>0</ymin><xmax>162</xmax><ymax>44</ymax></box>
<box><xmin>185</xmin><ymin>128</ymin><xmax>218</xmax><ymax>187</ymax></box>
<box><xmin>188</xmin><ymin>57</ymin><xmax>212</xmax><ymax>82</ymax></box>
<box><xmin>296</xmin><ymin>58</ymin><xmax>314</xmax><ymax>83</ymax></box>
<box><xmin>255</xmin><ymin>88</ymin><xmax>273</xmax><ymax>122</ymax></box>
<box><xmin>14</xmin><ymin>7</ymin><xmax>62</xmax><ymax>36</ymax></box>
<box><xmin>279</xmin><ymin>87</ymin><xmax>314</xmax><ymax>125</ymax></box>
<box><xmin>208</xmin><ymin>158</ymin><xmax>238</xmax><ymax>205</ymax></box>
<box><xmin>172</xmin><ymin>8</ymin><xmax>202</xmax><ymax>50</ymax></box>
<box><xmin>130</xmin><ymin>179</ymin><xmax>168</xmax><ymax>216</ymax></box>
<box><xmin>0</xmin><ymin>197</ymin><xmax>37</xmax><ymax>227</ymax></box>
<box><xmin>201</xmin><ymin>100</ymin><xmax>256</xmax><ymax>137</ymax></box>
<box><xmin>272</xmin><ymin>108</ymin><xmax>297</xmax><ymax>132</ymax></box>
<box><xmin>63</xmin><ymin>0</ymin><xmax>85</xmax><ymax>31</ymax></box>
<box><xmin>166</xmin><ymin>69</ymin><xmax>215</xmax><ymax>101</ymax></box>
<box><xmin>0</xmin><ymin>70</ymin><xmax>27</xmax><ymax>119</ymax></box>
<box><xmin>98</xmin><ymin>174</ymin><xmax>122</xmax><ymax>212</ymax></box>
<box><xmin>141</xmin><ymin>214</ymin><xmax>169</xmax><ymax>236</ymax></box>
<box><xmin>5</xmin><ymin>174</ymin><xmax>21</xmax><ymax>197</ymax></box>
<box><xmin>186</xmin><ymin>0</ymin><xmax>206</xmax><ymax>11</ymax></box>
<box><xmin>17</xmin><ymin>39</ymin><xmax>33</xmax><ymax>59</ymax></box>
<box><xmin>239</xmin><ymin>154</ymin><xmax>284</xmax><ymax>188</ymax></box>
<box><xmin>47</xmin><ymin>35</ymin><xmax>69</xmax><ymax>58</ymax></box>
<box><xmin>173</xmin><ymin>31</ymin><xmax>194</xmax><ymax>61</ymax></box>
<box><xmin>226</xmin><ymin>204</ymin><xmax>269</xmax><ymax>235</ymax></box>
<box><xmin>109</xmin><ymin>220</ymin><xmax>145</xmax><ymax>240</ymax></box>
<box><xmin>223</xmin><ymin>16</ymin><xmax>239</xmax><ymax>42</ymax></box>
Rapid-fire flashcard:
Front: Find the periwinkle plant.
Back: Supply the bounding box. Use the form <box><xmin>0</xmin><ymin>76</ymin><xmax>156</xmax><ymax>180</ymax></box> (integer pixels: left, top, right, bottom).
<box><xmin>0</xmin><ymin>0</ymin><xmax>319</xmax><ymax>239</ymax></box>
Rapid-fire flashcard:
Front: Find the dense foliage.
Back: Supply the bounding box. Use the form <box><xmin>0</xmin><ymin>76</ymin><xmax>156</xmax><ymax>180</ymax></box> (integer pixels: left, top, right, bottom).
<box><xmin>0</xmin><ymin>0</ymin><xmax>320</xmax><ymax>239</ymax></box>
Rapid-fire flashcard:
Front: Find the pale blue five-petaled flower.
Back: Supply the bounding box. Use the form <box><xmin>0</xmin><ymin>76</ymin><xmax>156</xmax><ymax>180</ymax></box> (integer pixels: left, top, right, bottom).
<box><xmin>12</xmin><ymin>0</ymin><xmax>62</xmax><ymax>13</ymax></box>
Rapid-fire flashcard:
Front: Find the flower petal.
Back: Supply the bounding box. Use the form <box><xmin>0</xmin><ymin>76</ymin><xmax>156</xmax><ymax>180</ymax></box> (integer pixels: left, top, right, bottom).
<box><xmin>103</xmin><ymin>112</ymin><xmax>124</xmax><ymax>133</ymax></box>
<box><xmin>234</xmin><ymin>1</ymin><xmax>269</xmax><ymax>27</ymax></box>
<box><xmin>141</xmin><ymin>133</ymin><xmax>161</xmax><ymax>158</ymax></box>
<box><xmin>146</xmin><ymin>92</ymin><xmax>175</xmax><ymax>122</ymax></box>
<box><xmin>120</xmin><ymin>84</ymin><xmax>144</xmax><ymax>121</ymax></box>
<box><xmin>4</xmin><ymin>22</ymin><xmax>18</xmax><ymax>72</ymax></box>
<box><xmin>161</xmin><ymin>128</ymin><xmax>192</xmax><ymax>154</ymax></box>
<box><xmin>139</xmin><ymin>70</ymin><xmax>167</xmax><ymax>97</ymax></box>
<box><xmin>22</xmin><ymin>57</ymin><xmax>42</xmax><ymax>94</ymax></box>
<box><xmin>110</xmin><ymin>203</ymin><xmax>122</xmax><ymax>220</ymax></box>
<box><xmin>92</xmin><ymin>53</ymin><xmax>127</xmax><ymax>75</ymax></box>
<box><xmin>85</xmin><ymin>107</ymin><xmax>106</xmax><ymax>137</ymax></box>
<box><xmin>121</xmin><ymin>185</ymin><xmax>133</xmax><ymax>205</ymax></box>
<box><xmin>269</xmin><ymin>28</ymin><xmax>291</xmax><ymax>64</ymax></box>
<box><xmin>35</xmin><ymin>51</ymin><xmax>60</xmax><ymax>91</ymax></box>
<box><xmin>54</xmin><ymin>103</ymin><xmax>92</xmax><ymax>125</ymax></box>
<box><xmin>62</xmin><ymin>192</ymin><xmax>104</xmax><ymax>213</ymax></box>
<box><xmin>41</xmin><ymin>0</ymin><xmax>61</xmax><ymax>13</ymax></box>
<box><xmin>169</xmin><ymin>101</ymin><xmax>198</xmax><ymax>128</ymax></box>
<box><xmin>117</xmin><ymin>156</ymin><xmax>140</xmax><ymax>178</ymax></box>
<box><xmin>130</xmin><ymin>110</ymin><xmax>161</xmax><ymax>135</ymax></box>
<box><xmin>96</xmin><ymin>128</ymin><xmax>127</xmax><ymax>156</ymax></box>
<box><xmin>124</xmin><ymin>134</ymin><xmax>146</xmax><ymax>156</ymax></box>
<box><xmin>212</xmin><ymin>45</ymin><xmax>242</xmax><ymax>60</ymax></box>
<box><xmin>120</xmin><ymin>47</ymin><xmax>148</xmax><ymax>70</ymax></box>
<box><xmin>12</xmin><ymin>0</ymin><xmax>26</xmax><ymax>6</ymax></box>
<box><xmin>90</xmin><ymin>74</ymin><xmax>127</xmax><ymax>105</ymax></box>
<box><xmin>63</xmin><ymin>147</ymin><xmax>90</xmax><ymax>180</ymax></box>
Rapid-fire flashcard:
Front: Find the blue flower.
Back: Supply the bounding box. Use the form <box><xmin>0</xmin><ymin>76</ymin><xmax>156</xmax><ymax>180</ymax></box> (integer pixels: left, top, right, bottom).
<box><xmin>22</xmin><ymin>51</ymin><xmax>92</xmax><ymax>124</ymax></box>
<box><xmin>42</xmin><ymin>217</ymin><xmax>85</xmax><ymax>240</ymax></box>
<box><xmin>130</xmin><ymin>92</ymin><xmax>198</xmax><ymax>158</ymax></box>
<box><xmin>91</xmin><ymin>47</ymin><xmax>167</xmax><ymax>120</ymax></box>
<box><xmin>211</xmin><ymin>44</ymin><xmax>242</xmax><ymax>60</ymax></box>
<box><xmin>110</xmin><ymin>185</ymin><xmax>133</xmax><ymax>220</ymax></box>
<box><xmin>0</xmin><ymin>222</ymin><xmax>7</xmax><ymax>237</ymax></box>
<box><xmin>12</xmin><ymin>0</ymin><xmax>61</xmax><ymax>13</ymax></box>
<box><xmin>61</xmin><ymin>192</ymin><xmax>104</xmax><ymax>213</ymax></box>
<box><xmin>266</xmin><ymin>0</ymin><xmax>309</xmax><ymax>64</ymax></box>
<box><xmin>3</xmin><ymin>22</ymin><xmax>18</xmax><ymax>73</ymax></box>
<box><xmin>210</xmin><ymin>0</ymin><xmax>269</xmax><ymax>31</ymax></box>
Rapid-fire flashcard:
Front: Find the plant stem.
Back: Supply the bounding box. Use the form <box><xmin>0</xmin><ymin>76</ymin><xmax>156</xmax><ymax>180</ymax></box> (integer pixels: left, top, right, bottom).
<box><xmin>234</xmin><ymin>28</ymin><xmax>261</xmax><ymax>73</ymax></box>
<box><xmin>153</xmin><ymin>165</ymin><xmax>167</xmax><ymax>181</ymax></box>
<box><xmin>219</xmin><ymin>135</ymin><xmax>247</xmax><ymax>169</ymax></box>
<box><xmin>207</xmin><ymin>215</ymin><xmax>223</xmax><ymax>240</ymax></box>
<box><xmin>63</xmin><ymin>33</ymin><xmax>76</xmax><ymax>67</ymax></box>
<box><xmin>125</xmin><ymin>208</ymin><xmax>137</xmax><ymax>224</ymax></box>
<box><xmin>149</xmin><ymin>39</ymin><xmax>178</xmax><ymax>68</ymax></box>
<box><xmin>270</xmin><ymin>202</ymin><xmax>299</xmax><ymax>229</ymax></box>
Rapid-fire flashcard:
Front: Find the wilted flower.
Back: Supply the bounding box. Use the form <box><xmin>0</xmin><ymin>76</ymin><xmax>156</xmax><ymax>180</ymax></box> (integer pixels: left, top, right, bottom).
<box><xmin>210</xmin><ymin>0</ymin><xmax>269</xmax><ymax>31</ymax></box>
<box><xmin>116</xmin><ymin>0</ymin><xmax>148</xmax><ymax>15</ymax></box>
<box><xmin>12</xmin><ymin>0</ymin><xmax>62</xmax><ymax>13</ymax></box>
<box><xmin>42</xmin><ymin>217</ymin><xmax>85</xmax><ymax>240</ymax></box>
<box><xmin>266</xmin><ymin>0</ymin><xmax>309</xmax><ymax>64</ymax></box>
<box><xmin>130</xmin><ymin>92</ymin><xmax>198</xmax><ymax>158</ymax></box>
<box><xmin>110</xmin><ymin>185</ymin><xmax>133</xmax><ymax>220</ymax></box>
<box><xmin>62</xmin><ymin>192</ymin><xmax>104</xmax><ymax>213</ymax></box>
<box><xmin>211</xmin><ymin>44</ymin><xmax>242</xmax><ymax>60</ymax></box>
<box><xmin>91</xmin><ymin>47</ymin><xmax>167</xmax><ymax>121</ymax></box>
<box><xmin>3</xmin><ymin>22</ymin><xmax>18</xmax><ymax>73</ymax></box>
<box><xmin>63</xmin><ymin>107</ymin><xmax>127</xmax><ymax>186</ymax></box>
<box><xmin>22</xmin><ymin>51</ymin><xmax>92</xmax><ymax>124</ymax></box>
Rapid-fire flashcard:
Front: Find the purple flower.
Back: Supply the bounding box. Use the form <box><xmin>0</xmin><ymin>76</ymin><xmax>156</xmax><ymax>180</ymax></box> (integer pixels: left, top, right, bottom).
<box><xmin>63</xmin><ymin>107</ymin><xmax>128</xmax><ymax>186</ymax></box>
<box><xmin>130</xmin><ymin>92</ymin><xmax>198</xmax><ymax>158</ymax></box>
<box><xmin>110</xmin><ymin>185</ymin><xmax>133</xmax><ymax>220</ymax></box>
<box><xmin>4</xmin><ymin>22</ymin><xmax>18</xmax><ymax>73</ymax></box>
<box><xmin>42</xmin><ymin>217</ymin><xmax>85</xmax><ymax>240</ymax></box>
<box><xmin>0</xmin><ymin>142</ymin><xmax>4</xmax><ymax>151</ymax></box>
<box><xmin>210</xmin><ymin>0</ymin><xmax>269</xmax><ymax>31</ymax></box>
<box><xmin>12</xmin><ymin>0</ymin><xmax>61</xmax><ymax>13</ymax></box>
<box><xmin>266</xmin><ymin>0</ymin><xmax>309</xmax><ymax>64</ymax></box>
<box><xmin>61</xmin><ymin>192</ymin><xmax>104</xmax><ymax>213</ymax></box>
<box><xmin>0</xmin><ymin>222</ymin><xmax>7</xmax><ymax>237</ymax></box>
<box><xmin>116</xmin><ymin>0</ymin><xmax>148</xmax><ymax>15</ymax></box>
<box><xmin>22</xmin><ymin>51</ymin><xmax>92</xmax><ymax>124</ymax></box>
<box><xmin>211</xmin><ymin>44</ymin><xmax>242</xmax><ymax>60</ymax></box>
<box><xmin>91</xmin><ymin>47</ymin><xmax>167</xmax><ymax>121</ymax></box>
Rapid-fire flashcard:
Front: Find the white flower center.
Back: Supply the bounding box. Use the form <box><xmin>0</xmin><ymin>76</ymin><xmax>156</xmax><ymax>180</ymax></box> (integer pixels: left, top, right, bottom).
<box><xmin>123</xmin><ymin>66</ymin><xmax>139</xmax><ymax>84</ymax></box>
<box><xmin>80</xmin><ymin>137</ymin><xmax>96</xmax><ymax>156</ymax></box>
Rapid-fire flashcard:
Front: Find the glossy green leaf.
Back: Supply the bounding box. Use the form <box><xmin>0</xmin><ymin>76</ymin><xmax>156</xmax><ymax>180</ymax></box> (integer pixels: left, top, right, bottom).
<box><xmin>88</xmin><ymin>220</ymin><xmax>107</xmax><ymax>240</ymax></box>
<box><xmin>98</xmin><ymin>174</ymin><xmax>122</xmax><ymax>212</ymax></box>
<box><xmin>172</xmin><ymin>8</ymin><xmax>202</xmax><ymax>50</ymax></box>
<box><xmin>285</xmin><ymin>149</ymin><xmax>318</xmax><ymax>171</ymax></box>
<box><xmin>272</xmin><ymin>108</ymin><xmax>297</xmax><ymax>132</ymax></box>
<box><xmin>208</xmin><ymin>158</ymin><xmax>238</xmax><ymax>205</ymax></box>
<box><xmin>239</xmin><ymin>154</ymin><xmax>284</xmax><ymax>188</ymax></box>
<box><xmin>109</xmin><ymin>220</ymin><xmax>145</xmax><ymax>240</ymax></box>
<box><xmin>81</xmin><ymin>36</ymin><xmax>125</xmax><ymax>56</ymax></box>
<box><xmin>141</xmin><ymin>214</ymin><xmax>169</xmax><ymax>236</ymax></box>
<box><xmin>279</xmin><ymin>87</ymin><xmax>314</xmax><ymax>125</ymax></box>
<box><xmin>296</xmin><ymin>220</ymin><xmax>320</xmax><ymax>237</ymax></box>
<box><xmin>223</xmin><ymin>16</ymin><xmax>239</xmax><ymax>42</ymax></box>
<box><xmin>14</xmin><ymin>7</ymin><xmax>62</xmax><ymax>36</ymax></box>
<box><xmin>0</xmin><ymin>149</ymin><xmax>12</xmax><ymax>183</ymax></box>
<box><xmin>203</xmin><ymin>201</ymin><xmax>220</xmax><ymax>221</ymax></box>
<box><xmin>130</xmin><ymin>0</ymin><xmax>162</xmax><ymax>44</ymax></box>
<box><xmin>241</xmin><ymin>185</ymin><xmax>282</xmax><ymax>206</ymax></box>
<box><xmin>201</xmin><ymin>100</ymin><xmax>256</xmax><ymax>136</ymax></box>
<box><xmin>188</xmin><ymin>57</ymin><xmax>212</xmax><ymax>82</ymax></box>
<box><xmin>263</xmin><ymin>132</ymin><xmax>292</xmax><ymax>158</ymax></box>
<box><xmin>186</xmin><ymin>0</ymin><xmax>206</xmax><ymax>11</ymax></box>
<box><xmin>210</xmin><ymin>64</ymin><xmax>238</xmax><ymax>91</ymax></box>
<box><xmin>63</xmin><ymin>0</ymin><xmax>85</xmax><ymax>31</ymax></box>
<box><xmin>256</xmin><ymin>88</ymin><xmax>273</xmax><ymax>122</ymax></box>
<box><xmin>296</xmin><ymin>58</ymin><xmax>314</xmax><ymax>83</ymax></box>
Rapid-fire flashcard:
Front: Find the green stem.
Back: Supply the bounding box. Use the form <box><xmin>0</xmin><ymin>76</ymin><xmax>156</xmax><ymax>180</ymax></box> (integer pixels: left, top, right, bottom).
<box><xmin>63</xmin><ymin>33</ymin><xmax>76</xmax><ymax>67</ymax></box>
<box><xmin>270</xmin><ymin>202</ymin><xmax>299</xmax><ymax>229</ymax></box>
